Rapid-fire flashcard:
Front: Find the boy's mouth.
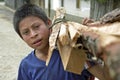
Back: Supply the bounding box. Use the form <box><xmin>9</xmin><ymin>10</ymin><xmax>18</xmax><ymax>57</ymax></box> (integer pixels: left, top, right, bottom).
<box><xmin>33</xmin><ymin>39</ymin><xmax>42</xmax><ymax>46</ymax></box>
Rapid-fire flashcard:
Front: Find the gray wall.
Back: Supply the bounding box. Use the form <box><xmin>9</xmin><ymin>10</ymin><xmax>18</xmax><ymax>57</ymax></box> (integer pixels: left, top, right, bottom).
<box><xmin>5</xmin><ymin>0</ymin><xmax>16</xmax><ymax>9</ymax></box>
<box><xmin>5</xmin><ymin>0</ymin><xmax>25</xmax><ymax>9</ymax></box>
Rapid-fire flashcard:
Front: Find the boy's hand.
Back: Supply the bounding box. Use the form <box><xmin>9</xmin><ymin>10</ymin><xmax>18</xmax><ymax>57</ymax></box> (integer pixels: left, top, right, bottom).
<box><xmin>82</xmin><ymin>18</ymin><xmax>101</xmax><ymax>27</ymax></box>
<box><xmin>82</xmin><ymin>18</ymin><xmax>94</xmax><ymax>25</ymax></box>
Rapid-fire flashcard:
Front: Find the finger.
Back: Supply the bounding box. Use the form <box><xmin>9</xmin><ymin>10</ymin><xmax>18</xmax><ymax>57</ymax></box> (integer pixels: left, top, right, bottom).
<box><xmin>82</xmin><ymin>18</ymin><xmax>88</xmax><ymax>25</ymax></box>
<box><xmin>86</xmin><ymin>21</ymin><xmax>101</xmax><ymax>27</ymax></box>
<box><xmin>85</xmin><ymin>18</ymin><xmax>94</xmax><ymax>24</ymax></box>
<box><xmin>82</xmin><ymin>18</ymin><xmax>94</xmax><ymax>25</ymax></box>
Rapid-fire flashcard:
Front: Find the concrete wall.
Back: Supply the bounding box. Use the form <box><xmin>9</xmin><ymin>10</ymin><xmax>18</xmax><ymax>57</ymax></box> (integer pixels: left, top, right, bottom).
<box><xmin>5</xmin><ymin>0</ymin><xmax>16</xmax><ymax>9</ymax></box>
<box><xmin>5</xmin><ymin>0</ymin><xmax>25</xmax><ymax>10</ymax></box>
<box><xmin>16</xmin><ymin>0</ymin><xmax>24</xmax><ymax>9</ymax></box>
<box><xmin>64</xmin><ymin>0</ymin><xmax>90</xmax><ymax>18</ymax></box>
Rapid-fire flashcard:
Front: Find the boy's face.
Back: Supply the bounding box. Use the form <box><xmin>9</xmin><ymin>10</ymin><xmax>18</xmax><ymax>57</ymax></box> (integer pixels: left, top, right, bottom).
<box><xmin>19</xmin><ymin>16</ymin><xmax>51</xmax><ymax>50</ymax></box>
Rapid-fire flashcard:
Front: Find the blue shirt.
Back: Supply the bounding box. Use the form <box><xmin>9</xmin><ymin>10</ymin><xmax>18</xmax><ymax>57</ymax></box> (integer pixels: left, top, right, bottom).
<box><xmin>18</xmin><ymin>49</ymin><xmax>92</xmax><ymax>80</ymax></box>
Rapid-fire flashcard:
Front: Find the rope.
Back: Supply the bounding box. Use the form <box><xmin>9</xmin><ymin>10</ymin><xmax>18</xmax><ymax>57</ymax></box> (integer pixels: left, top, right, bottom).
<box><xmin>49</xmin><ymin>17</ymin><xmax>69</xmax><ymax>29</ymax></box>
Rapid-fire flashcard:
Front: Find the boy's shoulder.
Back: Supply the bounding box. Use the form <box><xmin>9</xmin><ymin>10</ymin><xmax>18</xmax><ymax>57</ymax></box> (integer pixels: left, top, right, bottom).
<box><xmin>20</xmin><ymin>50</ymin><xmax>35</xmax><ymax>67</ymax></box>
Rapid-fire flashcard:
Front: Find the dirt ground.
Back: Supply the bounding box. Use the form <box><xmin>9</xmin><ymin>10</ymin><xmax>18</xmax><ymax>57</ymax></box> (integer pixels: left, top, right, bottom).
<box><xmin>0</xmin><ymin>3</ymin><xmax>32</xmax><ymax>80</ymax></box>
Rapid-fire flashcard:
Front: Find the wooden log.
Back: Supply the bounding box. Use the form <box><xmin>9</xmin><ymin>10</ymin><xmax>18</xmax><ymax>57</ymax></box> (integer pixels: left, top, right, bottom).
<box><xmin>47</xmin><ymin>7</ymin><xmax>120</xmax><ymax>80</ymax></box>
<box><xmin>57</xmin><ymin>39</ymin><xmax>87</xmax><ymax>74</ymax></box>
<box><xmin>46</xmin><ymin>23</ymin><xmax>61</xmax><ymax>66</ymax></box>
<box><xmin>87</xmin><ymin>64</ymin><xmax>112</xmax><ymax>80</ymax></box>
<box><xmin>103</xmin><ymin>41</ymin><xmax>120</xmax><ymax>79</ymax></box>
<box><xmin>90</xmin><ymin>22</ymin><xmax>120</xmax><ymax>35</ymax></box>
<box><xmin>81</xmin><ymin>30</ymin><xmax>120</xmax><ymax>80</ymax></box>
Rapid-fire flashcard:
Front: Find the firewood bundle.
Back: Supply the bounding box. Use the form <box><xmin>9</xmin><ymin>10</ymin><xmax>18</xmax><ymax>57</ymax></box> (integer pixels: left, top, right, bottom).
<box><xmin>46</xmin><ymin>7</ymin><xmax>120</xmax><ymax>80</ymax></box>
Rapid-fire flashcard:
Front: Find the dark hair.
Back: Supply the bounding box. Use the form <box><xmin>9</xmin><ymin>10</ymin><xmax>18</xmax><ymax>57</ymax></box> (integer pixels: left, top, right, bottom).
<box><xmin>13</xmin><ymin>4</ymin><xmax>49</xmax><ymax>37</ymax></box>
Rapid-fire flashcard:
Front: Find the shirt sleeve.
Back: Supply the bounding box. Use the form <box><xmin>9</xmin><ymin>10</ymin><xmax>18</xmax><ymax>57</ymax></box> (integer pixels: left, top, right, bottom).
<box><xmin>17</xmin><ymin>62</ymin><xmax>30</xmax><ymax>80</ymax></box>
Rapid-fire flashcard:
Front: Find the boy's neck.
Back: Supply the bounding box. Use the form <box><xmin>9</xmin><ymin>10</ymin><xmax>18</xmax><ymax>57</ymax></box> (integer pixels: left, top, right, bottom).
<box><xmin>35</xmin><ymin>48</ymin><xmax>49</xmax><ymax>61</ymax></box>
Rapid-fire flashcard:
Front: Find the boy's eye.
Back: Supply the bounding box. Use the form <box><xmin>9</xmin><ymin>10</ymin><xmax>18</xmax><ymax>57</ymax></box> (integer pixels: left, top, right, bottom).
<box><xmin>34</xmin><ymin>25</ymin><xmax>39</xmax><ymax>29</ymax></box>
<box><xmin>22</xmin><ymin>30</ymin><xmax>29</xmax><ymax>35</ymax></box>
<box><xmin>34</xmin><ymin>24</ymin><xmax>40</xmax><ymax>29</ymax></box>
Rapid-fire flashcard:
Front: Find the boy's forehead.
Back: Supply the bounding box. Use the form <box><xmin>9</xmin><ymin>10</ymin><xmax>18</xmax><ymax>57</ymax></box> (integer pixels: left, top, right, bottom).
<box><xmin>19</xmin><ymin>16</ymin><xmax>44</xmax><ymax>28</ymax></box>
<box><xmin>21</xmin><ymin>16</ymin><xmax>43</xmax><ymax>23</ymax></box>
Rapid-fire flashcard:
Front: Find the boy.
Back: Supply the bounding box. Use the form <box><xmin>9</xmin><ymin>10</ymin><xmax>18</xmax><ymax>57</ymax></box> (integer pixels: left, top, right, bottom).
<box><xmin>13</xmin><ymin>4</ymin><xmax>93</xmax><ymax>80</ymax></box>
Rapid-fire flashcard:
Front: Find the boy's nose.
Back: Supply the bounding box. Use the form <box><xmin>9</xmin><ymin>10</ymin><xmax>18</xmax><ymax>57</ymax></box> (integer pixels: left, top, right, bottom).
<box><xmin>30</xmin><ymin>30</ymin><xmax>37</xmax><ymax>38</ymax></box>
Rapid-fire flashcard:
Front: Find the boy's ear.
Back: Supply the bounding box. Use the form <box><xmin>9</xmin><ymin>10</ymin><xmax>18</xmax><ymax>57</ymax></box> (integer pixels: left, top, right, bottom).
<box><xmin>47</xmin><ymin>19</ymin><xmax>52</xmax><ymax>26</ymax></box>
<box><xmin>47</xmin><ymin>19</ymin><xmax>52</xmax><ymax>33</ymax></box>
